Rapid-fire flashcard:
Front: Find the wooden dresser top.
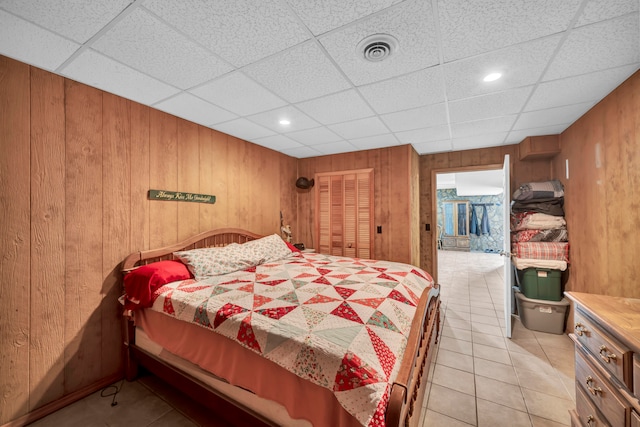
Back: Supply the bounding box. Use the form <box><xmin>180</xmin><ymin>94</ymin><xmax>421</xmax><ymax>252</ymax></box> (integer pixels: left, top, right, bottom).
<box><xmin>566</xmin><ymin>292</ymin><xmax>640</xmax><ymax>354</ymax></box>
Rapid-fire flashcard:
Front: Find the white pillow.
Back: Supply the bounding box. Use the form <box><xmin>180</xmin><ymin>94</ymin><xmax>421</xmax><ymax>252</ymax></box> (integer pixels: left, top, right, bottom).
<box><xmin>174</xmin><ymin>234</ymin><xmax>292</xmax><ymax>280</ymax></box>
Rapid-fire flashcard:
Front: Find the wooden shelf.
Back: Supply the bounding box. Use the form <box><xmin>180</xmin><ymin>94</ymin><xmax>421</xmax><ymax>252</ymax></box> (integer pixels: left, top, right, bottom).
<box><xmin>518</xmin><ymin>135</ymin><xmax>560</xmax><ymax>160</ymax></box>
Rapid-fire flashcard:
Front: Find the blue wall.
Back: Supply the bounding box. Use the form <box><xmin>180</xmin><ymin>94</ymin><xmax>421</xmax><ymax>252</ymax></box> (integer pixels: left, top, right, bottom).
<box><xmin>436</xmin><ymin>189</ymin><xmax>504</xmax><ymax>252</ymax></box>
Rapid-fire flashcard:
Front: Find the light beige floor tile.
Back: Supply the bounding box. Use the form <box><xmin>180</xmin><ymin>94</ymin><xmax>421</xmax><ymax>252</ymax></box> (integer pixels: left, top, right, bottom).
<box><xmin>422</xmin><ymin>409</ymin><xmax>475</xmax><ymax>427</ymax></box>
<box><xmin>510</xmin><ymin>352</ymin><xmax>556</xmax><ymax>376</ymax></box>
<box><xmin>147</xmin><ymin>410</ymin><xmax>198</xmax><ymax>427</ymax></box>
<box><xmin>447</xmin><ymin>310</ymin><xmax>472</xmax><ymax>322</ymax></box>
<box><xmin>473</xmin><ymin>342</ymin><xmax>512</xmax><ymax>365</ymax></box>
<box><xmin>506</xmin><ymin>337</ymin><xmax>546</xmax><ymax>357</ymax></box>
<box><xmin>476</xmin><ymin>398</ymin><xmax>532</xmax><ymax>427</ymax></box>
<box><xmin>469</xmin><ymin>300</ymin><xmax>495</xmax><ymax>310</ymax></box>
<box><xmin>472</xmin><ymin>322</ymin><xmax>504</xmax><ymax>337</ymax></box>
<box><xmin>521</xmin><ymin>388</ymin><xmax>573</xmax><ymax>425</ymax></box>
<box><xmin>439</xmin><ymin>336</ymin><xmax>474</xmax><ymax>356</ymax></box>
<box><xmin>472</xmin><ymin>332</ymin><xmax>507</xmax><ymax>349</ymax></box>
<box><xmin>447</xmin><ymin>302</ymin><xmax>472</xmax><ymax>313</ymax></box>
<box><xmin>442</xmin><ymin>325</ymin><xmax>473</xmax><ymax>342</ymax></box>
<box><xmin>534</xmin><ymin>331</ymin><xmax>574</xmax><ymax>351</ymax></box>
<box><xmin>475</xmin><ymin>376</ymin><xmax>527</xmax><ymax>411</ymax></box>
<box><xmin>474</xmin><ymin>358</ymin><xmax>519</xmax><ymax>385</ymax></box>
<box><xmin>515</xmin><ymin>368</ymin><xmax>574</xmax><ymax>399</ymax></box>
<box><xmin>436</xmin><ymin>348</ymin><xmax>475</xmax><ymax>373</ymax></box>
<box><xmin>427</xmin><ymin>384</ymin><xmax>477</xmax><ymax>426</ymax></box>
<box><xmin>469</xmin><ymin>306</ymin><xmax>496</xmax><ymax>317</ymax></box>
<box><xmin>445</xmin><ymin>317</ymin><xmax>472</xmax><ymax>331</ymax></box>
<box><xmin>433</xmin><ymin>364</ymin><xmax>476</xmax><ymax>396</ymax></box>
<box><xmin>530</xmin><ymin>415</ymin><xmax>569</xmax><ymax>426</ymax></box>
<box><xmin>471</xmin><ymin>313</ymin><xmax>500</xmax><ymax>326</ymax></box>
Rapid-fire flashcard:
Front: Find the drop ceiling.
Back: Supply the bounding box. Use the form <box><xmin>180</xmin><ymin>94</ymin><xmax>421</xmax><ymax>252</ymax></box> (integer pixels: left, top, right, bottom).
<box><xmin>1</xmin><ymin>0</ymin><xmax>638</xmax><ymax>158</ymax></box>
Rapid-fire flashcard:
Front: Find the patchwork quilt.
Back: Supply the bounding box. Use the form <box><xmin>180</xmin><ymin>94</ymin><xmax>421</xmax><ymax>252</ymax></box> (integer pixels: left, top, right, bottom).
<box><xmin>149</xmin><ymin>251</ymin><xmax>434</xmax><ymax>427</ymax></box>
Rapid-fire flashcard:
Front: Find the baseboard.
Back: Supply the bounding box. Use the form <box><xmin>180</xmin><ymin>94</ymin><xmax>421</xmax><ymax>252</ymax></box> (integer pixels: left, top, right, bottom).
<box><xmin>1</xmin><ymin>373</ymin><xmax>123</xmax><ymax>427</ymax></box>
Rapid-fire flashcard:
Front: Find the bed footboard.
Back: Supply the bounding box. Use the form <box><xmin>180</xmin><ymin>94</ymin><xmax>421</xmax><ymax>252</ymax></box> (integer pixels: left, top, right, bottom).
<box><xmin>386</xmin><ymin>284</ymin><xmax>441</xmax><ymax>427</ymax></box>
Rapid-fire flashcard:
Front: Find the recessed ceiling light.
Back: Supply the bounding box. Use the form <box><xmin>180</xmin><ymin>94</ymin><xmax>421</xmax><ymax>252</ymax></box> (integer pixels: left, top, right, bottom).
<box><xmin>483</xmin><ymin>72</ymin><xmax>502</xmax><ymax>82</ymax></box>
<box><xmin>279</xmin><ymin>119</ymin><xmax>291</xmax><ymax>125</ymax></box>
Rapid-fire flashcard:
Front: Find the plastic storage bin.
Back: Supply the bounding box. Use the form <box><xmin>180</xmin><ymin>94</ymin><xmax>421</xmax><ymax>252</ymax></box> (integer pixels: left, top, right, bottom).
<box><xmin>516</xmin><ymin>267</ymin><xmax>562</xmax><ymax>301</ymax></box>
<box><xmin>514</xmin><ymin>288</ymin><xmax>569</xmax><ymax>334</ymax></box>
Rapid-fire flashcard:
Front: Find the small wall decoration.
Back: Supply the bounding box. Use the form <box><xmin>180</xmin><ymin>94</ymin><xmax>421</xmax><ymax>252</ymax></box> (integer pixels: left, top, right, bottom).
<box><xmin>148</xmin><ymin>189</ymin><xmax>216</xmax><ymax>204</ymax></box>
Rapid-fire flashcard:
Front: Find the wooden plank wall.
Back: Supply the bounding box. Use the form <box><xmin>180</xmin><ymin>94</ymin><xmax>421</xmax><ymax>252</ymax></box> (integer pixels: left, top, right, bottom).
<box><xmin>419</xmin><ymin>145</ymin><xmax>553</xmax><ymax>280</ymax></box>
<box><xmin>296</xmin><ymin>145</ymin><xmax>416</xmax><ymax>265</ymax></box>
<box><xmin>0</xmin><ymin>56</ymin><xmax>297</xmax><ymax>425</ymax></box>
<box><xmin>551</xmin><ymin>70</ymin><xmax>640</xmax><ymax>298</ymax></box>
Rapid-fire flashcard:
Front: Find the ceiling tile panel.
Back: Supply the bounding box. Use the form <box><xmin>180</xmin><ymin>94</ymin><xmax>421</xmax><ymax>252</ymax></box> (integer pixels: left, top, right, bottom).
<box><xmin>285</xmin><ymin>0</ymin><xmax>401</xmax><ymax>35</ymax></box>
<box><xmin>308</xmin><ymin>141</ymin><xmax>359</xmax><ymax>156</ymax></box>
<box><xmin>444</xmin><ymin>35</ymin><xmax>561</xmax><ymax>101</ymax></box>
<box><xmin>328</xmin><ymin>116</ymin><xmax>389</xmax><ymax>139</ymax></box>
<box><xmin>190</xmin><ymin>72</ymin><xmax>287</xmax><ymax>116</ymax></box>
<box><xmin>505</xmin><ymin>125</ymin><xmax>568</xmax><ymax>145</ymax></box>
<box><xmin>142</xmin><ymin>0</ymin><xmax>309</xmax><ymax>67</ymax></box>
<box><xmin>451</xmin><ymin>132</ymin><xmax>508</xmax><ymax>151</ymax></box>
<box><xmin>526</xmin><ymin>64</ymin><xmax>638</xmax><ymax>111</ymax></box>
<box><xmin>280</xmin><ymin>145</ymin><xmax>324</xmax><ymax>158</ymax></box>
<box><xmin>0</xmin><ymin>0</ymin><xmax>133</xmax><ymax>43</ymax></box>
<box><xmin>153</xmin><ymin>93</ymin><xmax>237</xmax><ymax>127</ymax></box>
<box><xmin>295</xmin><ymin>90</ymin><xmax>374</xmax><ymax>125</ymax></box>
<box><xmin>380</xmin><ymin>104</ymin><xmax>448</xmax><ymax>132</ymax></box>
<box><xmin>448</xmin><ymin>86</ymin><xmax>533</xmax><ymax>124</ymax></box>
<box><xmin>348</xmin><ymin>133</ymin><xmax>399</xmax><ymax>150</ymax></box>
<box><xmin>320</xmin><ymin>0</ymin><xmax>439</xmax><ymax>85</ymax></box>
<box><xmin>0</xmin><ymin>10</ymin><xmax>79</xmax><ymax>71</ymax></box>
<box><xmin>244</xmin><ymin>41</ymin><xmax>352</xmax><ymax>103</ymax></box>
<box><xmin>438</xmin><ymin>0</ymin><xmax>582</xmax><ymax>62</ymax></box>
<box><xmin>248</xmin><ymin>106</ymin><xmax>320</xmax><ymax>133</ymax></box>
<box><xmin>450</xmin><ymin>116</ymin><xmax>517</xmax><ymax>139</ymax></box>
<box><xmin>411</xmin><ymin>140</ymin><xmax>453</xmax><ymax>155</ymax></box>
<box><xmin>92</xmin><ymin>9</ymin><xmax>232</xmax><ymax>89</ymax></box>
<box><xmin>60</xmin><ymin>50</ymin><xmax>179</xmax><ymax>105</ymax></box>
<box><xmin>513</xmin><ymin>102</ymin><xmax>594</xmax><ymax>130</ymax></box>
<box><xmin>213</xmin><ymin>118</ymin><xmax>276</xmax><ymax>141</ymax></box>
<box><xmin>544</xmin><ymin>14</ymin><xmax>640</xmax><ymax>81</ymax></box>
<box><xmin>358</xmin><ymin>66</ymin><xmax>445</xmax><ymax>114</ymax></box>
<box><xmin>575</xmin><ymin>0</ymin><xmax>638</xmax><ymax>27</ymax></box>
<box><xmin>250</xmin><ymin>134</ymin><xmax>304</xmax><ymax>151</ymax></box>
<box><xmin>395</xmin><ymin>125</ymin><xmax>451</xmax><ymax>144</ymax></box>
<box><xmin>285</xmin><ymin>127</ymin><xmax>343</xmax><ymax>144</ymax></box>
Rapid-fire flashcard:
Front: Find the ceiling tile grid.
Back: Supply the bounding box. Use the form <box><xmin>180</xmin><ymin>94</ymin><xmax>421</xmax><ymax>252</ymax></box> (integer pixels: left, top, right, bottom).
<box><xmin>0</xmin><ymin>0</ymin><xmax>639</xmax><ymax>158</ymax></box>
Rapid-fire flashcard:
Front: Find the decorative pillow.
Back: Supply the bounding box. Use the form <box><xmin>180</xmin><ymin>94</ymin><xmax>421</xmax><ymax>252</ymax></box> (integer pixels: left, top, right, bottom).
<box><xmin>123</xmin><ymin>260</ymin><xmax>192</xmax><ymax>310</ymax></box>
<box><xmin>173</xmin><ymin>234</ymin><xmax>292</xmax><ymax>281</ymax></box>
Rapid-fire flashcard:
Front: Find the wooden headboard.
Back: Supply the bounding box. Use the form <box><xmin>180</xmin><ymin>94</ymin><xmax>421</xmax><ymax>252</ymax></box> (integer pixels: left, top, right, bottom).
<box><xmin>121</xmin><ymin>228</ymin><xmax>264</xmax><ymax>271</ymax></box>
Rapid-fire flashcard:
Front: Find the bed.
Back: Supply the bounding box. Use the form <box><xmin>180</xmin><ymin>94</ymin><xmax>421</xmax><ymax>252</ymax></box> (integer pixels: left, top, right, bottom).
<box><xmin>121</xmin><ymin>228</ymin><xmax>440</xmax><ymax>427</ymax></box>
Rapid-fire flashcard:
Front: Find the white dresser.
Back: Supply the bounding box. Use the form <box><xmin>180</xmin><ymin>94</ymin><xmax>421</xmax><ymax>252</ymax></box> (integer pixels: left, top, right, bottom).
<box><xmin>565</xmin><ymin>292</ymin><xmax>640</xmax><ymax>427</ymax></box>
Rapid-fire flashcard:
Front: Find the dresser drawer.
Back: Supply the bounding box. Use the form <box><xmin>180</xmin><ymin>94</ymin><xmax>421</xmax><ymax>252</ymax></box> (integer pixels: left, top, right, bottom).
<box><xmin>573</xmin><ymin>309</ymin><xmax>632</xmax><ymax>388</ymax></box>
<box><xmin>575</xmin><ymin>382</ymin><xmax>610</xmax><ymax>427</ymax></box>
<box><xmin>632</xmin><ymin>410</ymin><xmax>640</xmax><ymax>427</ymax></box>
<box><xmin>575</xmin><ymin>346</ymin><xmax>628</xmax><ymax>427</ymax></box>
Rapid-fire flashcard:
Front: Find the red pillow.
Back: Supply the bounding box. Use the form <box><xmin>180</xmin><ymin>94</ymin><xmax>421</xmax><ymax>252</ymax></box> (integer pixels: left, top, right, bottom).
<box><xmin>285</xmin><ymin>241</ymin><xmax>302</xmax><ymax>252</ymax></box>
<box><xmin>124</xmin><ymin>260</ymin><xmax>192</xmax><ymax>310</ymax></box>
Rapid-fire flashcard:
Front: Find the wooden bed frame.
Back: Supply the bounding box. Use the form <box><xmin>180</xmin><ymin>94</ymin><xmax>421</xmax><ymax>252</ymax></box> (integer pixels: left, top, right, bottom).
<box><xmin>121</xmin><ymin>228</ymin><xmax>441</xmax><ymax>427</ymax></box>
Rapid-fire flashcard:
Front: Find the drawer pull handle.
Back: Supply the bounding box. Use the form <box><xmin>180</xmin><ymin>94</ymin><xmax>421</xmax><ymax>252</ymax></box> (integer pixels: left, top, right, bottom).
<box><xmin>574</xmin><ymin>322</ymin><xmax>588</xmax><ymax>336</ymax></box>
<box><xmin>585</xmin><ymin>376</ymin><xmax>602</xmax><ymax>396</ymax></box>
<box><xmin>598</xmin><ymin>345</ymin><xmax>617</xmax><ymax>363</ymax></box>
<box><xmin>586</xmin><ymin>415</ymin><xmax>595</xmax><ymax>427</ymax></box>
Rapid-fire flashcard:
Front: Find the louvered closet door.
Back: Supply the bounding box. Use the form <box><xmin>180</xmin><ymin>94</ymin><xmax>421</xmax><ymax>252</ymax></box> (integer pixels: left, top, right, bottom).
<box><xmin>316</xmin><ymin>169</ymin><xmax>373</xmax><ymax>259</ymax></box>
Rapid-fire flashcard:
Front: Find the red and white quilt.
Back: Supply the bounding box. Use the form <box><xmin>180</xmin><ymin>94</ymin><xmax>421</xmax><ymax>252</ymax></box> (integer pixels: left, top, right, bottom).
<box><xmin>149</xmin><ymin>251</ymin><xmax>434</xmax><ymax>427</ymax></box>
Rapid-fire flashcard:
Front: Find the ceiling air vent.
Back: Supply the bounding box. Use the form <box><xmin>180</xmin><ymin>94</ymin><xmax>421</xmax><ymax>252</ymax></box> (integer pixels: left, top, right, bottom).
<box><xmin>357</xmin><ymin>34</ymin><xmax>399</xmax><ymax>62</ymax></box>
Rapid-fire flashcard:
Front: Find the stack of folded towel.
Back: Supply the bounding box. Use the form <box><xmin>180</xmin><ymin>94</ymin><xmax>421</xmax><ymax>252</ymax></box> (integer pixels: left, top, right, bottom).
<box><xmin>510</xmin><ymin>180</ymin><xmax>569</xmax><ymax>271</ymax></box>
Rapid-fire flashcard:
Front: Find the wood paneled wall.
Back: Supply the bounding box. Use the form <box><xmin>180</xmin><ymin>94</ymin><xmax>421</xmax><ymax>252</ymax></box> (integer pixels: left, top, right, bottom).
<box><xmin>419</xmin><ymin>145</ymin><xmax>553</xmax><ymax>281</ymax></box>
<box><xmin>0</xmin><ymin>56</ymin><xmax>297</xmax><ymax>425</ymax></box>
<box><xmin>552</xmin><ymin>70</ymin><xmax>640</xmax><ymax>298</ymax></box>
<box><xmin>296</xmin><ymin>145</ymin><xmax>418</xmax><ymax>265</ymax></box>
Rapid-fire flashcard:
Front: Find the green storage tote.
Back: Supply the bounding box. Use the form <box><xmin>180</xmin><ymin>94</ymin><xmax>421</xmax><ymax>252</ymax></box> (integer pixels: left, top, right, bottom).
<box><xmin>515</xmin><ymin>267</ymin><xmax>562</xmax><ymax>301</ymax></box>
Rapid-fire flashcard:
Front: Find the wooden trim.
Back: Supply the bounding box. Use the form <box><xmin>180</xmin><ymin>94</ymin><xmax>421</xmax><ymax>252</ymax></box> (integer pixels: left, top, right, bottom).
<box><xmin>0</xmin><ymin>373</ymin><xmax>122</xmax><ymax>427</ymax></box>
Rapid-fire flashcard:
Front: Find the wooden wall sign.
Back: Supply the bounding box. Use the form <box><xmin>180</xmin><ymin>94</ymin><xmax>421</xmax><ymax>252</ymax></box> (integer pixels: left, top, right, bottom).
<box><xmin>148</xmin><ymin>189</ymin><xmax>216</xmax><ymax>204</ymax></box>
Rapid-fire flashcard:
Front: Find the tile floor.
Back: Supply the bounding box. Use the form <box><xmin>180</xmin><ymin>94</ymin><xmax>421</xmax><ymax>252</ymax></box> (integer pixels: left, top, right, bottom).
<box><xmin>29</xmin><ymin>250</ymin><xmax>576</xmax><ymax>427</ymax></box>
<box><xmin>420</xmin><ymin>250</ymin><xmax>575</xmax><ymax>427</ymax></box>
